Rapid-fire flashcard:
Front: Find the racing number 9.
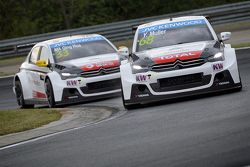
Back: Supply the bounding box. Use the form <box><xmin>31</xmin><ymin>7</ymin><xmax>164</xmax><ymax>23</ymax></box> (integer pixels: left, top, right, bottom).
<box><xmin>139</xmin><ymin>35</ymin><xmax>155</xmax><ymax>46</ymax></box>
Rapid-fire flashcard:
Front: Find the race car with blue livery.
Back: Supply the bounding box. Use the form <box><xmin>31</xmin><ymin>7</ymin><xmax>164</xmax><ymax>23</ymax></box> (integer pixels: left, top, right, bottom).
<box><xmin>120</xmin><ymin>16</ymin><xmax>242</xmax><ymax>109</ymax></box>
<box><xmin>13</xmin><ymin>34</ymin><xmax>128</xmax><ymax>108</ymax></box>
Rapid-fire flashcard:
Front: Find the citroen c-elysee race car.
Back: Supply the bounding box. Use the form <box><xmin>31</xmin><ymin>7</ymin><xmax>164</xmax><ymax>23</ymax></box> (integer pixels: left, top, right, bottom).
<box><xmin>13</xmin><ymin>34</ymin><xmax>127</xmax><ymax>108</ymax></box>
<box><xmin>120</xmin><ymin>16</ymin><xmax>242</xmax><ymax>109</ymax></box>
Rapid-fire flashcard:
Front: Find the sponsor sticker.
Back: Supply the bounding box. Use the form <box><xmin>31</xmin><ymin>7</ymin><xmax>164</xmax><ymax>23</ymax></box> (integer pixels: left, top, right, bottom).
<box><xmin>50</xmin><ymin>36</ymin><xmax>103</xmax><ymax>49</ymax></box>
<box><xmin>212</xmin><ymin>63</ymin><xmax>223</xmax><ymax>71</ymax></box>
<box><xmin>80</xmin><ymin>60</ymin><xmax>119</xmax><ymax>71</ymax></box>
<box><xmin>153</xmin><ymin>51</ymin><xmax>202</xmax><ymax>64</ymax></box>
<box><xmin>66</xmin><ymin>78</ymin><xmax>84</xmax><ymax>86</ymax></box>
<box><xmin>136</xmin><ymin>74</ymin><xmax>151</xmax><ymax>82</ymax></box>
<box><xmin>139</xmin><ymin>19</ymin><xmax>206</xmax><ymax>33</ymax></box>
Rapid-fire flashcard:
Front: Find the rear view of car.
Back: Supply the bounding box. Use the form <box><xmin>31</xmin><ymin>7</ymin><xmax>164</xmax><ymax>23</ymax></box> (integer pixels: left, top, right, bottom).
<box><xmin>120</xmin><ymin>16</ymin><xmax>242</xmax><ymax>109</ymax></box>
<box><xmin>13</xmin><ymin>34</ymin><xmax>123</xmax><ymax>108</ymax></box>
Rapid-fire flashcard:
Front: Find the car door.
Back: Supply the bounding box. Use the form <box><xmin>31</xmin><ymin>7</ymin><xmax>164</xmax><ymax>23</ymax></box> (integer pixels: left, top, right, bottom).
<box><xmin>25</xmin><ymin>46</ymin><xmax>47</xmax><ymax>101</ymax></box>
<box><xmin>33</xmin><ymin>46</ymin><xmax>52</xmax><ymax>101</ymax></box>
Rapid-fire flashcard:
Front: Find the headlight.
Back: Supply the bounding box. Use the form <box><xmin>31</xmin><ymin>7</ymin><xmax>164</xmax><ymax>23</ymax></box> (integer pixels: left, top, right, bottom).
<box><xmin>206</xmin><ymin>52</ymin><xmax>224</xmax><ymax>62</ymax></box>
<box><xmin>132</xmin><ymin>64</ymin><xmax>149</xmax><ymax>73</ymax></box>
<box><xmin>60</xmin><ymin>72</ymin><xmax>80</xmax><ymax>80</ymax></box>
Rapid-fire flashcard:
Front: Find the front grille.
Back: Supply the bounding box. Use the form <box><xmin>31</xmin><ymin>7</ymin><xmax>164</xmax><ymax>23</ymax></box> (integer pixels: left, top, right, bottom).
<box><xmin>160</xmin><ymin>73</ymin><xmax>203</xmax><ymax>87</ymax></box>
<box><xmin>151</xmin><ymin>59</ymin><xmax>205</xmax><ymax>72</ymax></box>
<box><xmin>150</xmin><ymin>73</ymin><xmax>211</xmax><ymax>92</ymax></box>
<box><xmin>81</xmin><ymin>67</ymin><xmax>120</xmax><ymax>78</ymax></box>
<box><xmin>80</xmin><ymin>78</ymin><xmax>121</xmax><ymax>94</ymax></box>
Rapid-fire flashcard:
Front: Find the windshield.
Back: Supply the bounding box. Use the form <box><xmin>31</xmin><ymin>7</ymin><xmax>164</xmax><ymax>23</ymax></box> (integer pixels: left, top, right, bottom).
<box><xmin>50</xmin><ymin>36</ymin><xmax>116</xmax><ymax>62</ymax></box>
<box><xmin>136</xmin><ymin>19</ymin><xmax>213</xmax><ymax>52</ymax></box>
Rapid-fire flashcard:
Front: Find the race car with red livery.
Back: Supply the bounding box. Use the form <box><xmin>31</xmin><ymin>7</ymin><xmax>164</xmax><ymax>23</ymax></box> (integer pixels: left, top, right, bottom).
<box><xmin>120</xmin><ymin>16</ymin><xmax>242</xmax><ymax>109</ymax></box>
<box><xmin>13</xmin><ymin>34</ymin><xmax>128</xmax><ymax>108</ymax></box>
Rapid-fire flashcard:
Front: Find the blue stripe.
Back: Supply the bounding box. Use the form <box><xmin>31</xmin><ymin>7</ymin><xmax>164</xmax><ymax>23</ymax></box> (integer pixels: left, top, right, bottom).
<box><xmin>50</xmin><ymin>36</ymin><xmax>103</xmax><ymax>48</ymax></box>
<box><xmin>139</xmin><ymin>19</ymin><xmax>206</xmax><ymax>33</ymax></box>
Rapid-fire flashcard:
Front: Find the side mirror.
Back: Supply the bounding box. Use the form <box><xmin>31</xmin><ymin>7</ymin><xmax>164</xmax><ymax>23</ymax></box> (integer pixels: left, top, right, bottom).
<box><xmin>220</xmin><ymin>32</ymin><xmax>231</xmax><ymax>41</ymax></box>
<box><xmin>36</xmin><ymin>60</ymin><xmax>48</xmax><ymax>67</ymax></box>
<box><xmin>118</xmin><ymin>46</ymin><xmax>129</xmax><ymax>60</ymax></box>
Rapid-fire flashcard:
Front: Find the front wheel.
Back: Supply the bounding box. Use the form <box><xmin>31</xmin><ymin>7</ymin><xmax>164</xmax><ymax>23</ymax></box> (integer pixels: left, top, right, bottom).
<box><xmin>15</xmin><ymin>80</ymin><xmax>34</xmax><ymax>108</ymax></box>
<box><xmin>45</xmin><ymin>79</ymin><xmax>55</xmax><ymax>108</ymax></box>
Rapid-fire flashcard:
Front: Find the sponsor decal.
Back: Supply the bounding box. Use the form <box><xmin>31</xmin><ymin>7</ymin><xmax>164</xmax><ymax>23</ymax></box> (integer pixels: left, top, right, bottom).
<box><xmin>152</xmin><ymin>51</ymin><xmax>202</xmax><ymax>64</ymax></box>
<box><xmin>50</xmin><ymin>36</ymin><xmax>103</xmax><ymax>48</ymax></box>
<box><xmin>136</xmin><ymin>74</ymin><xmax>151</xmax><ymax>82</ymax></box>
<box><xmin>137</xmin><ymin>94</ymin><xmax>150</xmax><ymax>97</ymax></box>
<box><xmin>33</xmin><ymin>91</ymin><xmax>46</xmax><ymax>99</ymax></box>
<box><xmin>213</xmin><ymin>63</ymin><xmax>223</xmax><ymax>71</ymax></box>
<box><xmin>139</xmin><ymin>19</ymin><xmax>206</xmax><ymax>33</ymax></box>
<box><xmin>219</xmin><ymin>81</ymin><xmax>230</xmax><ymax>85</ymax></box>
<box><xmin>80</xmin><ymin>60</ymin><xmax>119</xmax><ymax>71</ymax></box>
<box><xmin>66</xmin><ymin>78</ymin><xmax>84</xmax><ymax>86</ymax></box>
<box><xmin>67</xmin><ymin>80</ymin><xmax>78</xmax><ymax>86</ymax></box>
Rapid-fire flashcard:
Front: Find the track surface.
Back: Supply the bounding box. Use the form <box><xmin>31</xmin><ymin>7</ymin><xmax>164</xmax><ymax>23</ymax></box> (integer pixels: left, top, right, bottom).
<box><xmin>0</xmin><ymin>49</ymin><xmax>250</xmax><ymax>167</ymax></box>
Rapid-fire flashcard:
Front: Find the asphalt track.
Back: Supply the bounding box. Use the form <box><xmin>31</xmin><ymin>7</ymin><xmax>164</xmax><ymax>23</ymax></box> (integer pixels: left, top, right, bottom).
<box><xmin>0</xmin><ymin>49</ymin><xmax>250</xmax><ymax>167</ymax></box>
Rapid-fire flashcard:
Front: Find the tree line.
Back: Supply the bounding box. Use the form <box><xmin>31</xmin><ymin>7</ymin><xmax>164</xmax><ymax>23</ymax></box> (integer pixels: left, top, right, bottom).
<box><xmin>0</xmin><ymin>0</ymin><xmax>246</xmax><ymax>40</ymax></box>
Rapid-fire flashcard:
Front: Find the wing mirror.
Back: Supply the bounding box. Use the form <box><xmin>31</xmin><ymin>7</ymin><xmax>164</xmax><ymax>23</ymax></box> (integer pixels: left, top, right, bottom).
<box><xmin>118</xmin><ymin>46</ymin><xmax>129</xmax><ymax>60</ymax></box>
<box><xmin>36</xmin><ymin>60</ymin><xmax>49</xmax><ymax>67</ymax></box>
<box><xmin>220</xmin><ymin>32</ymin><xmax>231</xmax><ymax>42</ymax></box>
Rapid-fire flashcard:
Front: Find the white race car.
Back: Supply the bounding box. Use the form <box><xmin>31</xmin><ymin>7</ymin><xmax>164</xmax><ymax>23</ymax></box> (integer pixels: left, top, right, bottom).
<box><xmin>13</xmin><ymin>34</ymin><xmax>128</xmax><ymax>108</ymax></box>
<box><xmin>120</xmin><ymin>16</ymin><xmax>242</xmax><ymax>109</ymax></box>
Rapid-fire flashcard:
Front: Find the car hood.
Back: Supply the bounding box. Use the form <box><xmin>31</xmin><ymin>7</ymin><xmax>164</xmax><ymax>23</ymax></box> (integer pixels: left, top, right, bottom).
<box><xmin>134</xmin><ymin>41</ymin><xmax>222</xmax><ymax>65</ymax></box>
<box><xmin>57</xmin><ymin>53</ymin><xmax>120</xmax><ymax>72</ymax></box>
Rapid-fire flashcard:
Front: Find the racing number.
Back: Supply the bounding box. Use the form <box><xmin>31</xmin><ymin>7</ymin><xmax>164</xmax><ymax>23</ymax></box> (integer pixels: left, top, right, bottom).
<box><xmin>139</xmin><ymin>35</ymin><xmax>155</xmax><ymax>46</ymax></box>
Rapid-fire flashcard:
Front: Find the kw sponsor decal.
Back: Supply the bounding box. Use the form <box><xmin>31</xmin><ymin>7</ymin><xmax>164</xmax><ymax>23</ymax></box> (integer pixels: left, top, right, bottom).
<box><xmin>213</xmin><ymin>63</ymin><xmax>223</xmax><ymax>71</ymax></box>
<box><xmin>33</xmin><ymin>91</ymin><xmax>46</xmax><ymax>99</ymax></box>
<box><xmin>80</xmin><ymin>60</ymin><xmax>119</xmax><ymax>71</ymax></box>
<box><xmin>66</xmin><ymin>78</ymin><xmax>84</xmax><ymax>86</ymax></box>
<box><xmin>136</xmin><ymin>74</ymin><xmax>151</xmax><ymax>82</ymax></box>
<box><xmin>139</xmin><ymin>19</ymin><xmax>206</xmax><ymax>33</ymax></box>
<box><xmin>153</xmin><ymin>51</ymin><xmax>202</xmax><ymax>64</ymax></box>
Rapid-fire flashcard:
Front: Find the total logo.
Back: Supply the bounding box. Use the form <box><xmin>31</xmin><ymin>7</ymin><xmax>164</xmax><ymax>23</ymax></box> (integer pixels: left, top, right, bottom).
<box><xmin>80</xmin><ymin>60</ymin><xmax>119</xmax><ymax>71</ymax></box>
<box><xmin>153</xmin><ymin>51</ymin><xmax>202</xmax><ymax>64</ymax></box>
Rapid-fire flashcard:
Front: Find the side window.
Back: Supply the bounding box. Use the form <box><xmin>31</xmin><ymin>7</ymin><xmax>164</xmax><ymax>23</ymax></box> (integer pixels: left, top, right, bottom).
<box><xmin>29</xmin><ymin>47</ymin><xmax>41</xmax><ymax>64</ymax></box>
<box><xmin>39</xmin><ymin>47</ymin><xmax>51</xmax><ymax>63</ymax></box>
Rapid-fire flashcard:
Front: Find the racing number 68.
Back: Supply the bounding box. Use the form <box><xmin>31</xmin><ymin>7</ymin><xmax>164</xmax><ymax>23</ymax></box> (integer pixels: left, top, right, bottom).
<box><xmin>139</xmin><ymin>35</ymin><xmax>155</xmax><ymax>46</ymax></box>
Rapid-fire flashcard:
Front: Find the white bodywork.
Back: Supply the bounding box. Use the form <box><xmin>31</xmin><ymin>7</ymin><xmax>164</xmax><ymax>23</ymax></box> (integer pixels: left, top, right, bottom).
<box><xmin>120</xmin><ymin>16</ymin><xmax>241</xmax><ymax>105</ymax></box>
<box><xmin>13</xmin><ymin>34</ymin><xmax>121</xmax><ymax>106</ymax></box>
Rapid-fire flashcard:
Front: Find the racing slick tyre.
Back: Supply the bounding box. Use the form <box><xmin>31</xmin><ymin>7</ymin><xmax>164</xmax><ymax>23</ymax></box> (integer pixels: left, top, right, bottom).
<box><xmin>15</xmin><ymin>80</ymin><xmax>34</xmax><ymax>109</ymax></box>
<box><xmin>45</xmin><ymin>79</ymin><xmax>55</xmax><ymax>108</ymax></box>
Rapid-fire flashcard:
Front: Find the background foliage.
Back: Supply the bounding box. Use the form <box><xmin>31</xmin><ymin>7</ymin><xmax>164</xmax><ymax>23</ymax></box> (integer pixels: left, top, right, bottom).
<box><xmin>0</xmin><ymin>0</ymin><xmax>247</xmax><ymax>40</ymax></box>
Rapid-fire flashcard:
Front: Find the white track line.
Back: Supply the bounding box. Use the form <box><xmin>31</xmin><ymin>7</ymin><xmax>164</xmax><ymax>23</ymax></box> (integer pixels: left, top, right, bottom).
<box><xmin>0</xmin><ymin>109</ymin><xmax>127</xmax><ymax>151</ymax></box>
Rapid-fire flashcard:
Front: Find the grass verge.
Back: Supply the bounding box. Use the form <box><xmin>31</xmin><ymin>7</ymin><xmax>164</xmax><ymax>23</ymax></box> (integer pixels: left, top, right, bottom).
<box><xmin>232</xmin><ymin>42</ymin><xmax>250</xmax><ymax>48</ymax></box>
<box><xmin>0</xmin><ymin>109</ymin><xmax>61</xmax><ymax>136</ymax></box>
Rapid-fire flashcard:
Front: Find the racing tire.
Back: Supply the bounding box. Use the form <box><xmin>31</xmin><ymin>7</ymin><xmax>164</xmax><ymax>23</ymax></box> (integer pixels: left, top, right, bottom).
<box><xmin>15</xmin><ymin>80</ymin><xmax>34</xmax><ymax>109</ymax></box>
<box><xmin>45</xmin><ymin>79</ymin><xmax>56</xmax><ymax>108</ymax></box>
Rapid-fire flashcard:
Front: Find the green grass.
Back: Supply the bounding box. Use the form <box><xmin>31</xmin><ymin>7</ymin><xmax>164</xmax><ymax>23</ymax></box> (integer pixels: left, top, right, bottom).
<box><xmin>232</xmin><ymin>42</ymin><xmax>250</xmax><ymax>48</ymax></box>
<box><xmin>0</xmin><ymin>56</ymin><xmax>25</xmax><ymax>67</ymax></box>
<box><xmin>0</xmin><ymin>109</ymin><xmax>61</xmax><ymax>136</ymax></box>
<box><xmin>214</xmin><ymin>21</ymin><xmax>250</xmax><ymax>33</ymax></box>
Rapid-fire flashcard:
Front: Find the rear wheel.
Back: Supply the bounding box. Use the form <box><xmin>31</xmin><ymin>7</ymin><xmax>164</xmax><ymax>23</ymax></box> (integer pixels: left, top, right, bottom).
<box><xmin>45</xmin><ymin>79</ymin><xmax>55</xmax><ymax>108</ymax></box>
<box><xmin>15</xmin><ymin>80</ymin><xmax>34</xmax><ymax>108</ymax></box>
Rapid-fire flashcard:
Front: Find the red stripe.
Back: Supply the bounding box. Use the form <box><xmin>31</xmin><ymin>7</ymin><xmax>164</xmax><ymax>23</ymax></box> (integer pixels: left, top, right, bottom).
<box><xmin>80</xmin><ymin>60</ymin><xmax>119</xmax><ymax>71</ymax></box>
<box><xmin>33</xmin><ymin>91</ymin><xmax>47</xmax><ymax>99</ymax></box>
<box><xmin>152</xmin><ymin>51</ymin><xmax>202</xmax><ymax>64</ymax></box>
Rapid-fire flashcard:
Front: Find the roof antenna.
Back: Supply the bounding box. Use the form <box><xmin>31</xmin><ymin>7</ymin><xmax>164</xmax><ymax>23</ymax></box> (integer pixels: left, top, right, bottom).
<box><xmin>170</xmin><ymin>17</ymin><xmax>173</xmax><ymax>21</ymax></box>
